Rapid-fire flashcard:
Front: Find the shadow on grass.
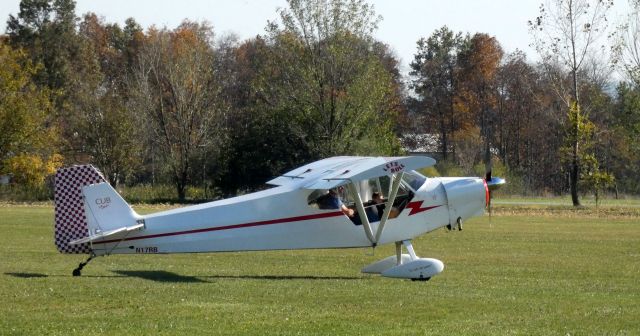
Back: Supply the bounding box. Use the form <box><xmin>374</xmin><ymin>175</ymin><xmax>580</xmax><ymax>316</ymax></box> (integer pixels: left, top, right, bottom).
<box><xmin>198</xmin><ymin>274</ymin><xmax>362</xmax><ymax>281</ymax></box>
<box><xmin>5</xmin><ymin>272</ymin><xmax>48</xmax><ymax>278</ymax></box>
<box><xmin>113</xmin><ymin>270</ymin><xmax>209</xmax><ymax>283</ymax></box>
<box><xmin>5</xmin><ymin>271</ymin><xmax>363</xmax><ymax>282</ymax></box>
<box><xmin>113</xmin><ymin>271</ymin><xmax>362</xmax><ymax>282</ymax></box>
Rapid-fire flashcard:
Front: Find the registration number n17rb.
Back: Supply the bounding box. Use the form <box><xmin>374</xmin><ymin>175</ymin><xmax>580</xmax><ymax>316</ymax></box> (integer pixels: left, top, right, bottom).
<box><xmin>135</xmin><ymin>247</ymin><xmax>158</xmax><ymax>253</ymax></box>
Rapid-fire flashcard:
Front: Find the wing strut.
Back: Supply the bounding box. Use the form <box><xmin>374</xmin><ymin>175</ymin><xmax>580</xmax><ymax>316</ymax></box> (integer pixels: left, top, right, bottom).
<box><xmin>375</xmin><ymin>172</ymin><xmax>404</xmax><ymax>243</ymax></box>
<box><xmin>347</xmin><ymin>171</ymin><xmax>404</xmax><ymax>246</ymax></box>
<box><xmin>346</xmin><ymin>183</ymin><xmax>376</xmax><ymax>245</ymax></box>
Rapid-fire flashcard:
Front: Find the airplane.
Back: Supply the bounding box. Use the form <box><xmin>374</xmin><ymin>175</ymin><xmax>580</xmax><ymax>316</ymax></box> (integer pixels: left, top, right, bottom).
<box><xmin>53</xmin><ymin>156</ymin><xmax>505</xmax><ymax>281</ymax></box>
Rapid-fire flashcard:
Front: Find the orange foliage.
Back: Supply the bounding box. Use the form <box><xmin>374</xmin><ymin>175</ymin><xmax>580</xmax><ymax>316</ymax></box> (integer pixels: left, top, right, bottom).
<box><xmin>455</xmin><ymin>33</ymin><xmax>503</xmax><ymax>127</ymax></box>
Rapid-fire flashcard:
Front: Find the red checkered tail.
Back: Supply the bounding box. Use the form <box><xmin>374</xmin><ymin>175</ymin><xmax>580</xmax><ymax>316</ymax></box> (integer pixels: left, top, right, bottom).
<box><xmin>54</xmin><ymin>165</ymin><xmax>142</xmax><ymax>254</ymax></box>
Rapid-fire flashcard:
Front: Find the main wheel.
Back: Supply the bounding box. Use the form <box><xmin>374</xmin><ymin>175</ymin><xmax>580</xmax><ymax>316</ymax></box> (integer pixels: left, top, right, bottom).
<box><xmin>411</xmin><ymin>277</ymin><xmax>431</xmax><ymax>282</ymax></box>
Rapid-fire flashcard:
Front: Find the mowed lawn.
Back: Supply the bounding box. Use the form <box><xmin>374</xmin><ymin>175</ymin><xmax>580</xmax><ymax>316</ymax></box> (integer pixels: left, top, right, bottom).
<box><xmin>0</xmin><ymin>205</ymin><xmax>638</xmax><ymax>335</ymax></box>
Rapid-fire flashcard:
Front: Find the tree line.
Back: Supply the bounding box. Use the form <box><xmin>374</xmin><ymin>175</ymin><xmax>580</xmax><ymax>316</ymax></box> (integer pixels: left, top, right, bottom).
<box><xmin>1</xmin><ymin>0</ymin><xmax>639</xmax><ymax>204</ymax></box>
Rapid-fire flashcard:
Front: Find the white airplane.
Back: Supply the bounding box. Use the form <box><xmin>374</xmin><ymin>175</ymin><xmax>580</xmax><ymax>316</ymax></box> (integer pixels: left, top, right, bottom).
<box><xmin>54</xmin><ymin>156</ymin><xmax>504</xmax><ymax>280</ymax></box>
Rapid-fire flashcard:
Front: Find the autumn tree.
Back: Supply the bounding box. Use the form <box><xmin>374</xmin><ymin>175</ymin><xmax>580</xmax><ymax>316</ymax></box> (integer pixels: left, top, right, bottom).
<box><xmin>409</xmin><ymin>26</ymin><xmax>465</xmax><ymax>161</ymax></box>
<box><xmin>496</xmin><ymin>51</ymin><xmax>535</xmax><ymax>169</ymax></box>
<box><xmin>456</xmin><ymin>33</ymin><xmax>503</xmax><ymax>176</ymax></box>
<box><xmin>529</xmin><ymin>0</ymin><xmax>614</xmax><ymax>206</ymax></box>
<box><xmin>0</xmin><ymin>42</ymin><xmax>60</xmax><ymax>188</ymax></box>
<box><xmin>67</xmin><ymin>13</ymin><xmax>143</xmax><ymax>186</ymax></box>
<box><xmin>131</xmin><ymin>21</ymin><xmax>229</xmax><ymax>200</ymax></box>
<box><xmin>493</xmin><ymin>51</ymin><xmax>566</xmax><ymax>193</ymax></box>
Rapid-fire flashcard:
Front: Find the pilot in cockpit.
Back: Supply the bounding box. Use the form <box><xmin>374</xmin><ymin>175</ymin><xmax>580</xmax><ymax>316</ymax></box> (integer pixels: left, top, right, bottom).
<box><xmin>320</xmin><ymin>188</ymin><xmax>355</xmax><ymax>218</ymax></box>
<box><xmin>364</xmin><ymin>192</ymin><xmax>385</xmax><ymax>222</ymax></box>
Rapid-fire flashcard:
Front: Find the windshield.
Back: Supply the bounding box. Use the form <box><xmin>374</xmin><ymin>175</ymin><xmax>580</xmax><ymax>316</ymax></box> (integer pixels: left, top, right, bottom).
<box><xmin>401</xmin><ymin>170</ymin><xmax>427</xmax><ymax>191</ymax></box>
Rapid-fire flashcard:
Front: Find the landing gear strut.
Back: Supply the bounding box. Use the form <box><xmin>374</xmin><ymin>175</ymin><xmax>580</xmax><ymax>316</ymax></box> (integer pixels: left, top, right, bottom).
<box><xmin>446</xmin><ymin>217</ymin><xmax>463</xmax><ymax>231</ymax></box>
<box><xmin>72</xmin><ymin>253</ymin><xmax>96</xmax><ymax>276</ymax></box>
<box><xmin>361</xmin><ymin>239</ymin><xmax>445</xmax><ymax>280</ymax></box>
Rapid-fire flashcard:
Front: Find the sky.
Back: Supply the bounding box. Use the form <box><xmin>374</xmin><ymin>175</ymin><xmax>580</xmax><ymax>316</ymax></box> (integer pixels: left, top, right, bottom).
<box><xmin>0</xmin><ymin>0</ymin><xmax>632</xmax><ymax>74</ymax></box>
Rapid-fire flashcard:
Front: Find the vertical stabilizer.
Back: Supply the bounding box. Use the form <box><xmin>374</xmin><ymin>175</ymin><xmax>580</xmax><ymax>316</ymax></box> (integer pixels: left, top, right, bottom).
<box><xmin>53</xmin><ymin>165</ymin><xmax>106</xmax><ymax>254</ymax></box>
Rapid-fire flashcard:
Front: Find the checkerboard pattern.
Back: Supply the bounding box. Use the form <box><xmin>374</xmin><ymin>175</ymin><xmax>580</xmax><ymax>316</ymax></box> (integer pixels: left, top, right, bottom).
<box><xmin>54</xmin><ymin>165</ymin><xmax>105</xmax><ymax>254</ymax></box>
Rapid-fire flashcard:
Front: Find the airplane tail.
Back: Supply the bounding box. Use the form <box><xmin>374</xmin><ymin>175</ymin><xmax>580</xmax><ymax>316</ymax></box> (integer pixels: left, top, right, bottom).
<box><xmin>54</xmin><ymin>165</ymin><xmax>142</xmax><ymax>254</ymax></box>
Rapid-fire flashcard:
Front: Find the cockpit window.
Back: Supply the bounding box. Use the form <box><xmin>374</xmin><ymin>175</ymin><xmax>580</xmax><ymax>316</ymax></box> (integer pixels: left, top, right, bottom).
<box><xmin>306</xmin><ymin>173</ymin><xmax>418</xmax><ymax>224</ymax></box>
<box><xmin>401</xmin><ymin>171</ymin><xmax>427</xmax><ymax>191</ymax></box>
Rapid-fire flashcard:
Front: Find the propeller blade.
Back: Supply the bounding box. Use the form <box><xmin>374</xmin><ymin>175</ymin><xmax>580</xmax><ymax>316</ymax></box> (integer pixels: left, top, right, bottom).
<box><xmin>483</xmin><ymin>169</ymin><xmax>504</xmax><ymax>227</ymax></box>
<box><xmin>486</xmin><ymin>177</ymin><xmax>506</xmax><ymax>191</ymax></box>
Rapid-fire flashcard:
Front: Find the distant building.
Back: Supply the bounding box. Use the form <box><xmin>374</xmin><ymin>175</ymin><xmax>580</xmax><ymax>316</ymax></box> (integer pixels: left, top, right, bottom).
<box><xmin>401</xmin><ymin>133</ymin><xmax>500</xmax><ymax>160</ymax></box>
<box><xmin>0</xmin><ymin>175</ymin><xmax>11</xmax><ymax>185</ymax></box>
<box><xmin>401</xmin><ymin>133</ymin><xmax>449</xmax><ymax>160</ymax></box>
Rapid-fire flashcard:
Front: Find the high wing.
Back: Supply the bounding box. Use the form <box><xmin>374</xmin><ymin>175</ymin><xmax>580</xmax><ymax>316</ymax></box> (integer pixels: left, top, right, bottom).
<box><xmin>267</xmin><ymin>156</ymin><xmax>436</xmax><ymax>189</ymax></box>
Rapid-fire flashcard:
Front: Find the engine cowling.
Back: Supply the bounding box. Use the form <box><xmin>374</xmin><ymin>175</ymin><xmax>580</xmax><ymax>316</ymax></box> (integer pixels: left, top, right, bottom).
<box><xmin>440</xmin><ymin>177</ymin><xmax>487</xmax><ymax>227</ymax></box>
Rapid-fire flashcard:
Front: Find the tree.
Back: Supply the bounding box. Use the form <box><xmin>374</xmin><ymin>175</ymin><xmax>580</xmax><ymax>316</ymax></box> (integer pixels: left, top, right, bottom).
<box><xmin>6</xmin><ymin>0</ymin><xmax>79</xmax><ymax>93</ymax></box>
<box><xmin>261</xmin><ymin>0</ymin><xmax>402</xmax><ymax>162</ymax></box>
<box><xmin>131</xmin><ymin>22</ymin><xmax>229</xmax><ymax>200</ymax></box>
<box><xmin>69</xmin><ymin>13</ymin><xmax>142</xmax><ymax>186</ymax></box>
<box><xmin>610</xmin><ymin>82</ymin><xmax>640</xmax><ymax>193</ymax></box>
<box><xmin>580</xmin><ymin>153</ymin><xmax>614</xmax><ymax>206</ymax></box>
<box><xmin>616</xmin><ymin>0</ymin><xmax>640</xmax><ymax>85</ymax></box>
<box><xmin>529</xmin><ymin>0</ymin><xmax>614</xmax><ymax>206</ymax></box>
<box><xmin>496</xmin><ymin>51</ymin><xmax>534</xmax><ymax>169</ymax></box>
<box><xmin>409</xmin><ymin>26</ymin><xmax>465</xmax><ymax>161</ymax></box>
<box><xmin>213</xmin><ymin>36</ymin><xmax>305</xmax><ymax>193</ymax></box>
<box><xmin>4</xmin><ymin>153</ymin><xmax>63</xmax><ymax>189</ymax></box>
<box><xmin>456</xmin><ymin>33</ymin><xmax>504</xmax><ymax>176</ymax></box>
<box><xmin>0</xmin><ymin>42</ymin><xmax>59</xmax><ymax>182</ymax></box>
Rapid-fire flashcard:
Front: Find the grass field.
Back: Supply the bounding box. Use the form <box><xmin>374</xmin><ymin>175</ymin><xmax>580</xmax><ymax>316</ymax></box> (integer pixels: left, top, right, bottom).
<box><xmin>0</xmin><ymin>204</ymin><xmax>638</xmax><ymax>335</ymax></box>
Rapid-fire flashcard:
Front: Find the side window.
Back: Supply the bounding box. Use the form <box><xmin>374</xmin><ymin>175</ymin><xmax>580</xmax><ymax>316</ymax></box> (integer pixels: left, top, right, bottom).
<box><xmin>307</xmin><ymin>189</ymin><xmax>327</xmax><ymax>208</ymax></box>
<box><xmin>305</xmin><ymin>173</ymin><xmax>421</xmax><ymax>218</ymax></box>
<box><xmin>307</xmin><ymin>187</ymin><xmax>353</xmax><ymax>210</ymax></box>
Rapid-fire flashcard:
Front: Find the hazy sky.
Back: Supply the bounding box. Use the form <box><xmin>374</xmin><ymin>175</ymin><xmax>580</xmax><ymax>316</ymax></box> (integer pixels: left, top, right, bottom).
<box><xmin>0</xmin><ymin>0</ymin><xmax>631</xmax><ymax>74</ymax></box>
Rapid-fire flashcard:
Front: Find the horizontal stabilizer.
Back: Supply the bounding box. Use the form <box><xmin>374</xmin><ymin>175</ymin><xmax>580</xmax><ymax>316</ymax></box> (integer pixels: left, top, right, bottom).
<box><xmin>69</xmin><ymin>223</ymin><xmax>144</xmax><ymax>245</ymax></box>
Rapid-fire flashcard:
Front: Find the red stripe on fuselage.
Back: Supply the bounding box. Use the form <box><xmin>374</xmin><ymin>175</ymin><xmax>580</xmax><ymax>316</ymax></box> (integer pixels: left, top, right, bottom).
<box><xmin>406</xmin><ymin>201</ymin><xmax>442</xmax><ymax>216</ymax></box>
<box><xmin>93</xmin><ymin>211</ymin><xmax>345</xmax><ymax>244</ymax></box>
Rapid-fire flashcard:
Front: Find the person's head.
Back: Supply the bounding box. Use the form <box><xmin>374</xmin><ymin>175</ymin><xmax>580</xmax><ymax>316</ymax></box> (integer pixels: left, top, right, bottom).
<box><xmin>372</xmin><ymin>192</ymin><xmax>383</xmax><ymax>203</ymax></box>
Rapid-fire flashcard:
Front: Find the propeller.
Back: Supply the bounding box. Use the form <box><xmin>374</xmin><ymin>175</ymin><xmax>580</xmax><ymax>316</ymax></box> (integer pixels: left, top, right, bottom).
<box><xmin>484</xmin><ymin>170</ymin><xmax>506</xmax><ymax>225</ymax></box>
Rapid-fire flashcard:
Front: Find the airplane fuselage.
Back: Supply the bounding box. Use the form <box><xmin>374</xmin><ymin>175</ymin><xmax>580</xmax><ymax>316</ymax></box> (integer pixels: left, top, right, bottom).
<box><xmin>90</xmin><ymin>177</ymin><xmax>486</xmax><ymax>256</ymax></box>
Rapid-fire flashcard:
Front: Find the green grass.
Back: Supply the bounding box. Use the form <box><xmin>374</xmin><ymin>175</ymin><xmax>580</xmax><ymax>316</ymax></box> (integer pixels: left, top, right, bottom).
<box><xmin>0</xmin><ymin>205</ymin><xmax>638</xmax><ymax>335</ymax></box>
<box><xmin>494</xmin><ymin>194</ymin><xmax>640</xmax><ymax>207</ymax></box>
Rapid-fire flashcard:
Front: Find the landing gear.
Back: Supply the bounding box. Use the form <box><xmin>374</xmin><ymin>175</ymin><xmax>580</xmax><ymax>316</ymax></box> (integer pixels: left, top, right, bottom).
<box><xmin>446</xmin><ymin>217</ymin><xmax>463</xmax><ymax>231</ymax></box>
<box><xmin>362</xmin><ymin>240</ymin><xmax>444</xmax><ymax>281</ymax></box>
<box><xmin>72</xmin><ymin>253</ymin><xmax>96</xmax><ymax>276</ymax></box>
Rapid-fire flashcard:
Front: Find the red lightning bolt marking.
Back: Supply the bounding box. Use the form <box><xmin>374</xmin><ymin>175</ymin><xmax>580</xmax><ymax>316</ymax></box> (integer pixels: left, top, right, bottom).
<box><xmin>406</xmin><ymin>201</ymin><xmax>442</xmax><ymax>216</ymax></box>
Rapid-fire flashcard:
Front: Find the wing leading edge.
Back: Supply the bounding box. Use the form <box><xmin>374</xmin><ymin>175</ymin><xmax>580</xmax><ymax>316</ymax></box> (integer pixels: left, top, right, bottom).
<box><xmin>267</xmin><ymin>156</ymin><xmax>436</xmax><ymax>189</ymax></box>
